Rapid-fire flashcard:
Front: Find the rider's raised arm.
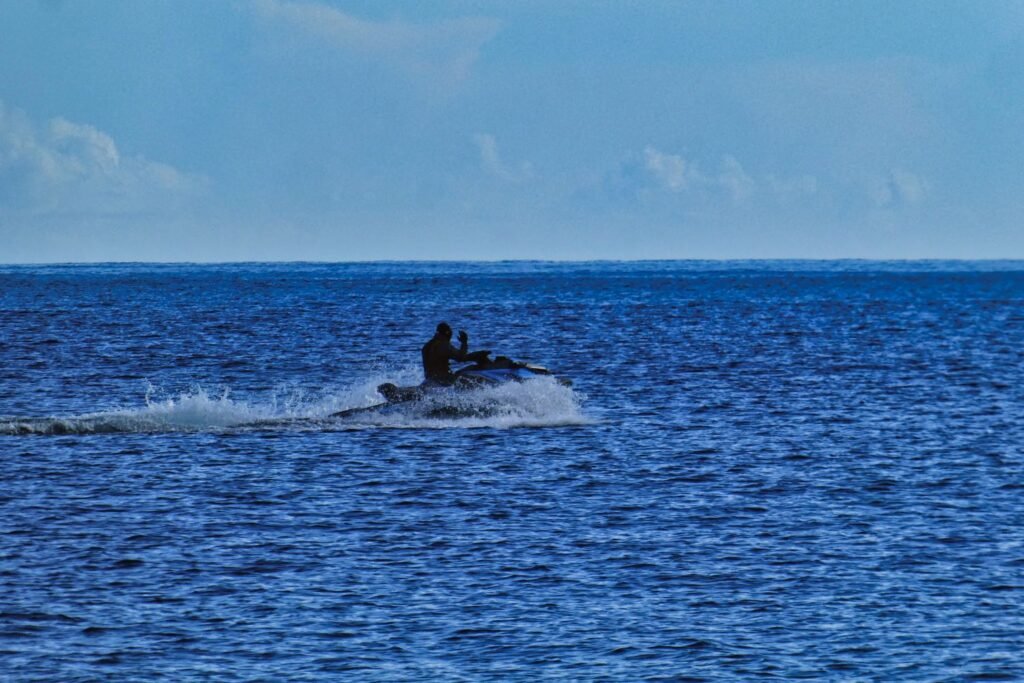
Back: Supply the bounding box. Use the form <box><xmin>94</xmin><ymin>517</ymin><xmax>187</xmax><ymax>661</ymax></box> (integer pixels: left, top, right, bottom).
<box><xmin>450</xmin><ymin>329</ymin><xmax>470</xmax><ymax>360</ymax></box>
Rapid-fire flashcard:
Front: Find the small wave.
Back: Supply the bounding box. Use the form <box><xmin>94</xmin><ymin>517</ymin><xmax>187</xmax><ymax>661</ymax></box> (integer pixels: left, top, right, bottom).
<box><xmin>0</xmin><ymin>374</ymin><xmax>589</xmax><ymax>435</ymax></box>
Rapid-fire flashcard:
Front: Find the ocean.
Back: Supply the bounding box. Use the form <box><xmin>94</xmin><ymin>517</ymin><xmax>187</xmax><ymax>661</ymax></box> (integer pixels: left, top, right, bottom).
<box><xmin>1</xmin><ymin>261</ymin><xmax>1022</xmax><ymax>680</ymax></box>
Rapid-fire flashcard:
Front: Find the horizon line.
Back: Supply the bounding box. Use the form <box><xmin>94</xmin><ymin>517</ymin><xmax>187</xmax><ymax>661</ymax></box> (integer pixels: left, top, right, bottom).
<box><xmin>3</xmin><ymin>257</ymin><xmax>1024</xmax><ymax>268</ymax></box>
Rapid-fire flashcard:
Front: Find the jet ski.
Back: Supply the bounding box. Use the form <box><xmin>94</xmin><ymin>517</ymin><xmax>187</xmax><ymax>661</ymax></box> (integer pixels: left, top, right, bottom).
<box><xmin>332</xmin><ymin>350</ymin><xmax>570</xmax><ymax>419</ymax></box>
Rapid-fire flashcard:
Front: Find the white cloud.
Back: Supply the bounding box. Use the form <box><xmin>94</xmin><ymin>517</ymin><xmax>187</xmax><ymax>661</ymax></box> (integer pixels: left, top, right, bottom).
<box><xmin>473</xmin><ymin>133</ymin><xmax>532</xmax><ymax>182</ymax></box>
<box><xmin>0</xmin><ymin>100</ymin><xmax>204</xmax><ymax>215</ymax></box>
<box><xmin>635</xmin><ymin>146</ymin><xmax>928</xmax><ymax>217</ymax></box>
<box><xmin>718</xmin><ymin>155</ymin><xmax>755</xmax><ymax>201</ymax></box>
<box><xmin>643</xmin><ymin>146</ymin><xmax>692</xmax><ymax>191</ymax></box>
<box><xmin>643</xmin><ymin>146</ymin><xmax>755</xmax><ymax>202</ymax></box>
<box><xmin>249</xmin><ymin>0</ymin><xmax>500</xmax><ymax>86</ymax></box>
<box><xmin>869</xmin><ymin>168</ymin><xmax>929</xmax><ymax>208</ymax></box>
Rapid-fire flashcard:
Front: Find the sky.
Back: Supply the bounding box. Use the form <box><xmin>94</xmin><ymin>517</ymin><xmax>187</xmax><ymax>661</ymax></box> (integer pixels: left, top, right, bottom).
<box><xmin>1</xmin><ymin>0</ymin><xmax>1023</xmax><ymax>262</ymax></box>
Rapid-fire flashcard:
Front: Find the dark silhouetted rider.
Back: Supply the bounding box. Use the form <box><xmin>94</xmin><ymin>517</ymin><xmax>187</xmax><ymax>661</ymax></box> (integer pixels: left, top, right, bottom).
<box><xmin>422</xmin><ymin>322</ymin><xmax>469</xmax><ymax>385</ymax></box>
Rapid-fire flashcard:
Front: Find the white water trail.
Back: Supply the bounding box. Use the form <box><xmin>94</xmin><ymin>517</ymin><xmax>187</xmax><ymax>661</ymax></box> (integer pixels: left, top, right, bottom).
<box><xmin>0</xmin><ymin>370</ymin><xmax>590</xmax><ymax>435</ymax></box>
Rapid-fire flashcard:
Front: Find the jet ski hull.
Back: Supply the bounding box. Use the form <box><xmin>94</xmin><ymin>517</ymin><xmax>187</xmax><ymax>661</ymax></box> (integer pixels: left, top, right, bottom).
<box><xmin>331</xmin><ymin>355</ymin><xmax>568</xmax><ymax>419</ymax></box>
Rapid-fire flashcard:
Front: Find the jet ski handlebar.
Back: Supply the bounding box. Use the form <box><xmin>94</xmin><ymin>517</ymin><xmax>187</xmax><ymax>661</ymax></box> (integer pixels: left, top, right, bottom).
<box><xmin>463</xmin><ymin>349</ymin><xmax>491</xmax><ymax>363</ymax></box>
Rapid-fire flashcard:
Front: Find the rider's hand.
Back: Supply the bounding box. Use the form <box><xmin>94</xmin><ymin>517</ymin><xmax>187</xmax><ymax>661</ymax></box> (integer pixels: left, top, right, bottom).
<box><xmin>458</xmin><ymin>330</ymin><xmax>468</xmax><ymax>345</ymax></box>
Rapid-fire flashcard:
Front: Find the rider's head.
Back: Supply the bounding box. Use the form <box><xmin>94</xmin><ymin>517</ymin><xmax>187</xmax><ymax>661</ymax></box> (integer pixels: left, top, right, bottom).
<box><xmin>436</xmin><ymin>322</ymin><xmax>453</xmax><ymax>339</ymax></box>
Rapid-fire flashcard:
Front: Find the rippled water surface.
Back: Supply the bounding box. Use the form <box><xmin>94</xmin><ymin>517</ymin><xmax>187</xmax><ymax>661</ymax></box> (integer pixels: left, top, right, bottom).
<box><xmin>1</xmin><ymin>261</ymin><xmax>1022</xmax><ymax>680</ymax></box>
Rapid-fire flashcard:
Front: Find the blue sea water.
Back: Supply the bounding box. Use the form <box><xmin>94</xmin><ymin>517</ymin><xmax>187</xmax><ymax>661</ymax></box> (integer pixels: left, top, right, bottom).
<box><xmin>1</xmin><ymin>261</ymin><xmax>1022</xmax><ymax>681</ymax></box>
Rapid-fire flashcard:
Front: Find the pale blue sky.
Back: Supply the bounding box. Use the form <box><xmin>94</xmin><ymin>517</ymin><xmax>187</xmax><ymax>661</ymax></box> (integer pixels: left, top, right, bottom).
<box><xmin>1</xmin><ymin>0</ymin><xmax>1022</xmax><ymax>261</ymax></box>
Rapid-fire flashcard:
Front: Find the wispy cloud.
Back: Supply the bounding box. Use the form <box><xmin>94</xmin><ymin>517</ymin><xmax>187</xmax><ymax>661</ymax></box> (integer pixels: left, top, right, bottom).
<box><xmin>643</xmin><ymin>147</ymin><xmax>754</xmax><ymax>202</ymax></box>
<box><xmin>717</xmin><ymin>155</ymin><xmax>756</xmax><ymax>202</ymax></box>
<box><xmin>869</xmin><ymin>168</ymin><xmax>929</xmax><ymax>208</ymax></box>
<box><xmin>473</xmin><ymin>133</ymin><xmax>532</xmax><ymax>183</ymax></box>
<box><xmin>0</xmin><ymin>100</ymin><xmax>204</xmax><ymax>215</ymax></box>
<box><xmin>248</xmin><ymin>0</ymin><xmax>500</xmax><ymax>86</ymax></box>
<box><xmin>643</xmin><ymin>146</ymin><xmax>692</xmax><ymax>191</ymax></box>
<box><xmin>583</xmin><ymin>146</ymin><xmax>828</xmax><ymax>217</ymax></box>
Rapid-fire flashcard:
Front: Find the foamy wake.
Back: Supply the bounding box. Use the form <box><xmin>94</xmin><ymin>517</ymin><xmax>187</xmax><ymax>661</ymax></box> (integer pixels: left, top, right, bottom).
<box><xmin>0</xmin><ymin>371</ymin><xmax>589</xmax><ymax>435</ymax></box>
